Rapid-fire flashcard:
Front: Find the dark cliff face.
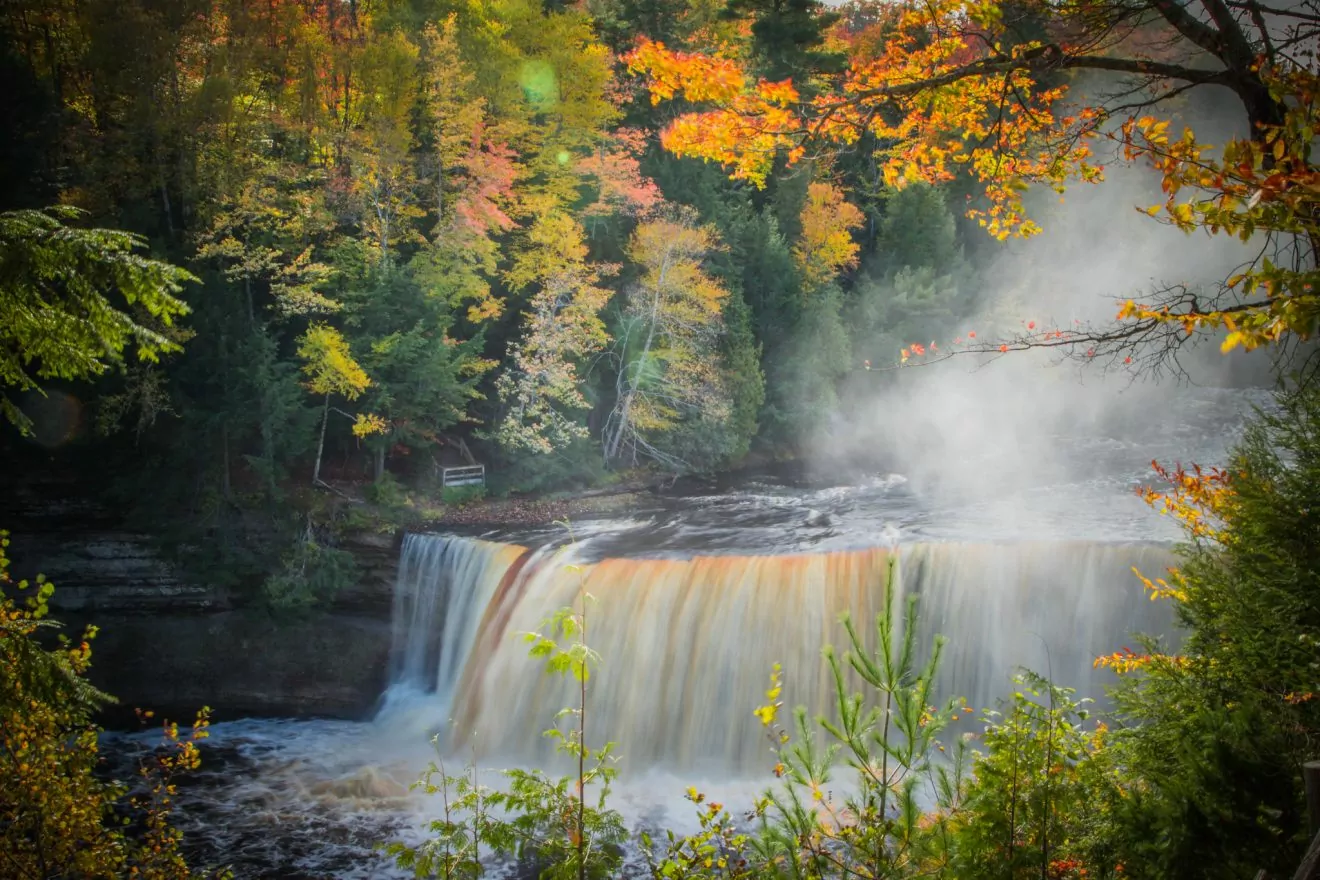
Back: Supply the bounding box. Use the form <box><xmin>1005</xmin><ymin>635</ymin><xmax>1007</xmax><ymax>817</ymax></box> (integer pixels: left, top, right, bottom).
<box><xmin>7</xmin><ymin>474</ymin><xmax>401</xmax><ymax>727</ymax></box>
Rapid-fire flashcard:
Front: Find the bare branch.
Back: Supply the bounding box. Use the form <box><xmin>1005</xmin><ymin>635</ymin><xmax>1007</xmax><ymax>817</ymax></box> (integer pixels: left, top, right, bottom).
<box><xmin>847</xmin><ymin>46</ymin><xmax>1232</xmax><ymax>104</ymax></box>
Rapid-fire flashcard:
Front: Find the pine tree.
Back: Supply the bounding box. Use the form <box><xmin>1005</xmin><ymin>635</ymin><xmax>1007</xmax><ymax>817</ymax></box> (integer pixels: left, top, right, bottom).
<box><xmin>0</xmin><ymin>207</ymin><xmax>195</xmax><ymax>431</ymax></box>
<box><xmin>1104</xmin><ymin>386</ymin><xmax>1320</xmax><ymax>879</ymax></box>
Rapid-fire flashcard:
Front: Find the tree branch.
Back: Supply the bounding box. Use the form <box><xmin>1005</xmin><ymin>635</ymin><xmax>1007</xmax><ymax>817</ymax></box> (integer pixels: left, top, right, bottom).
<box><xmin>1148</xmin><ymin>0</ymin><xmax>1231</xmax><ymax>58</ymax></box>
<box><xmin>846</xmin><ymin>46</ymin><xmax>1233</xmax><ymax>104</ymax></box>
<box><xmin>1225</xmin><ymin>0</ymin><xmax>1320</xmax><ymax>21</ymax></box>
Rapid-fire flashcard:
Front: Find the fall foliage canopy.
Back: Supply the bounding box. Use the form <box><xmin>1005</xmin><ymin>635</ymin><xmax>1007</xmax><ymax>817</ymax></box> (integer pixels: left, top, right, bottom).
<box><xmin>627</xmin><ymin>0</ymin><xmax>1320</xmax><ymax>366</ymax></box>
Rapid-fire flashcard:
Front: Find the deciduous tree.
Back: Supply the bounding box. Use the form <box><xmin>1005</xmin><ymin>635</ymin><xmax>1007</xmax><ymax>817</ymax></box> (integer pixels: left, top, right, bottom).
<box><xmin>1</xmin><ymin>532</ymin><xmax>220</xmax><ymax>879</ymax></box>
<box><xmin>794</xmin><ymin>181</ymin><xmax>864</xmax><ymax>294</ymax></box>
<box><xmin>626</xmin><ymin>0</ymin><xmax>1320</xmax><ymax>367</ymax></box>
<box><xmin>603</xmin><ymin>213</ymin><xmax>731</xmax><ymax>468</ymax></box>
<box><xmin>496</xmin><ymin>212</ymin><xmax>616</xmax><ymax>454</ymax></box>
<box><xmin>296</xmin><ymin>322</ymin><xmax>377</xmax><ymax>485</ymax></box>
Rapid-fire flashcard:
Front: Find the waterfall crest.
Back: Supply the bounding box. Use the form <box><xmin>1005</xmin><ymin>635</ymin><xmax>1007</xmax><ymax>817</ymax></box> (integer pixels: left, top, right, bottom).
<box><xmin>379</xmin><ymin>534</ymin><xmax>1175</xmax><ymax>774</ymax></box>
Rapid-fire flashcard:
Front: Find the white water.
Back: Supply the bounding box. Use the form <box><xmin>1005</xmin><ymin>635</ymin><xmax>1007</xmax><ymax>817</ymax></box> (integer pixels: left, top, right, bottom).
<box><xmin>102</xmin><ymin>385</ymin><xmax>1269</xmax><ymax>877</ymax></box>
<box><xmin>377</xmin><ymin>535</ymin><xmax>1172</xmax><ymax>774</ymax></box>
<box><xmin>114</xmin><ymin>530</ymin><xmax>1179</xmax><ymax>877</ymax></box>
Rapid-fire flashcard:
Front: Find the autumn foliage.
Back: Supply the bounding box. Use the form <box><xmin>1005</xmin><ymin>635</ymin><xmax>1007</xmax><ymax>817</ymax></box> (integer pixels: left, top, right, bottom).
<box><xmin>794</xmin><ymin>182</ymin><xmax>864</xmax><ymax>292</ymax></box>
<box><xmin>1</xmin><ymin>531</ymin><xmax>220</xmax><ymax>879</ymax></box>
<box><xmin>627</xmin><ymin>0</ymin><xmax>1320</xmax><ymax>364</ymax></box>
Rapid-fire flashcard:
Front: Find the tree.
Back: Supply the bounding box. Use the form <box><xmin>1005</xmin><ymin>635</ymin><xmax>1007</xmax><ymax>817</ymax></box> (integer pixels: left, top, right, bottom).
<box><xmin>0</xmin><ymin>206</ymin><xmax>195</xmax><ymax>432</ymax></box>
<box><xmin>0</xmin><ymin>204</ymin><xmax>210</xmax><ymax>876</ymax></box>
<box><xmin>876</xmin><ymin>183</ymin><xmax>965</xmax><ymax>279</ymax></box>
<box><xmin>626</xmin><ymin>0</ymin><xmax>1320</xmax><ymax>367</ymax></box>
<box><xmin>714</xmin><ymin>287</ymin><xmax>765</xmax><ymax>464</ymax></box>
<box><xmin>391</xmin><ymin>584</ymin><xmax>625</xmax><ymax>880</ymax></box>
<box><xmin>794</xmin><ymin>181</ymin><xmax>864</xmax><ymax>294</ymax></box>
<box><xmin>763</xmin><ymin>286</ymin><xmax>852</xmax><ymax>444</ymax></box>
<box><xmin>602</xmin><ymin>213</ymin><xmax>732</xmax><ymax>469</ymax></box>
<box><xmin>495</xmin><ymin>212</ymin><xmax>615</xmax><ymax>454</ymax></box>
<box><xmin>346</xmin><ymin>268</ymin><xmax>491</xmax><ymax>481</ymax></box>
<box><xmin>721</xmin><ymin>0</ymin><xmax>845</xmax><ymax>83</ymax></box>
<box><xmin>850</xmin><ymin>186</ymin><xmax>976</xmax><ymax>365</ymax></box>
<box><xmin>1092</xmin><ymin>385</ymin><xmax>1320</xmax><ymax>878</ymax></box>
<box><xmin>580</xmin><ymin>128</ymin><xmax>663</xmax><ymax>227</ymax></box>
<box><xmin>350</xmin><ymin>29</ymin><xmax>427</xmax><ymax>268</ymax></box>
<box><xmin>648</xmin><ymin>561</ymin><xmax>968</xmax><ymax>879</ymax></box>
<box><xmin>1</xmin><ymin>532</ymin><xmax>219</xmax><ymax>879</ymax></box>
<box><xmin>952</xmin><ymin>673</ymin><xmax>1114</xmax><ymax>880</ymax></box>
<box><xmin>296</xmin><ymin>323</ymin><xmax>376</xmax><ymax>486</ymax></box>
<box><xmin>419</xmin><ymin>15</ymin><xmax>488</xmax><ymax>231</ymax></box>
<box><xmin>411</xmin><ymin>103</ymin><xmax>520</xmax><ymax>325</ymax></box>
<box><xmin>195</xmin><ymin>160</ymin><xmax>339</xmax><ymax>321</ymax></box>
<box><xmin>851</xmin><ymin>268</ymin><xmax>964</xmax><ymax>368</ymax></box>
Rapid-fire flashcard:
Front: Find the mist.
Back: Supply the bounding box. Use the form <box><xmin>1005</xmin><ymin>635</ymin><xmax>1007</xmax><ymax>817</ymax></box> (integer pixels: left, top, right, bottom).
<box><xmin>815</xmin><ymin>83</ymin><xmax>1280</xmax><ymax>526</ymax></box>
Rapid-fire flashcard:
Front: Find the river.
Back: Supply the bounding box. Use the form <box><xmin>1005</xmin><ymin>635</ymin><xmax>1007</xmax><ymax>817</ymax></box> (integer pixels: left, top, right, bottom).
<box><xmin>105</xmin><ymin>384</ymin><xmax>1272</xmax><ymax>878</ymax></box>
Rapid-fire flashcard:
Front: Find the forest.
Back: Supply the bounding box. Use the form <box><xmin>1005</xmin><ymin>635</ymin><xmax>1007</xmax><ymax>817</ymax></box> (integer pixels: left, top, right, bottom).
<box><xmin>3</xmin><ymin>0</ymin><xmax>1320</xmax><ymax>876</ymax></box>
<box><xmin>0</xmin><ymin>0</ymin><xmax>1029</xmax><ymax>605</ymax></box>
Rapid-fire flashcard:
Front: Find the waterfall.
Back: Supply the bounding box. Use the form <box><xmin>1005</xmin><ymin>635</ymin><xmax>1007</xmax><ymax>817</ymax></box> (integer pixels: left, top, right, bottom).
<box><xmin>379</xmin><ymin>534</ymin><xmax>1176</xmax><ymax>775</ymax></box>
<box><xmin>377</xmin><ymin>534</ymin><xmax>530</xmax><ymax>730</ymax></box>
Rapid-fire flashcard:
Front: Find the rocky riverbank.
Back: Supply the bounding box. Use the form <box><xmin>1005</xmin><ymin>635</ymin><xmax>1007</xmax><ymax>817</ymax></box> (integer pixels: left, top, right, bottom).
<box><xmin>428</xmin><ymin>488</ymin><xmax>647</xmax><ymax>527</ymax></box>
<box><xmin>7</xmin><ymin>476</ymin><xmax>400</xmax><ymax>726</ymax></box>
<box><xmin>3</xmin><ymin>466</ymin><xmax>669</xmax><ymax>725</ymax></box>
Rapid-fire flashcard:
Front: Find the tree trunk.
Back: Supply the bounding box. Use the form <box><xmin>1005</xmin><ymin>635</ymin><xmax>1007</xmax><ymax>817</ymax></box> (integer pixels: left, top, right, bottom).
<box><xmin>606</xmin><ymin>289</ymin><xmax>663</xmax><ymax>462</ymax></box>
<box><xmin>605</xmin><ymin>389</ymin><xmax>636</xmax><ymax>462</ymax></box>
<box><xmin>160</xmin><ymin>177</ymin><xmax>175</xmax><ymax>239</ymax></box>
<box><xmin>313</xmin><ymin>393</ymin><xmax>329</xmax><ymax>486</ymax></box>
<box><xmin>377</xmin><ymin>193</ymin><xmax>391</xmax><ymax>267</ymax></box>
<box><xmin>457</xmin><ymin>436</ymin><xmax>477</xmax><ymax>466</ymax></box>
<box><xmin>436</xmin><ymin>151</ymin><xmax>445</xmax><ymax>226</ymax></box>
<box><xmin>373</xmin><ymin>444</ymin><xmax>385</xmax><ymax>482</ymax></box>
<box><xmin>221</xmin><ymin>422</ymin><xmax>232</xmax><ymax>501</ymax></box>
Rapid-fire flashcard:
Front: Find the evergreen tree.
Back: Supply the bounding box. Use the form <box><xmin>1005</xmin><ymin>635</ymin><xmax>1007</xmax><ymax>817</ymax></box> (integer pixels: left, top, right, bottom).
<box><xmin>346</xmin><ymin>267</ymin><xmax>488</xmax><ymax>481</ymax></box>
<box><xmin>763</xmin><ymin>285</ymin><xmax>851</xmax><ymax>445</ymax></box>
<box><xmin>849</xmin><ymin>184</ymin><xmax>975</xmax><ymax>365</ymax></box>
<box><xmin>877</xmin><ymin>183</ymin><xmax>963</xmax><ymax>276</ymax></box>
<box><xmin>0</xmin><ymin>207</ymin><xmax>195</xmax><ymax>432</ymax></box>
<box><xmin>722</xmin><ymin>0</ymin><xmax>845</xmax><ymax>83</ymax></box>
<box><xmin>1102</xmin><ymin>386</ymin><xmax>1320</xmax><ymax>879</ymax></box>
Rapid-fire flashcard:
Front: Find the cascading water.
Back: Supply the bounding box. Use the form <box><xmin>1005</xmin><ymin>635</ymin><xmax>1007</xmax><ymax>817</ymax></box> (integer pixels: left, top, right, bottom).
<box><xmin>377</xmin><ymin>534</ymin><xmax>529</xmax><ymax>734</ymax></box>
<box><xmin>377</xmin><ymin>534</ymin><xmax>1176</xmax><ymax>775</ymax></box>
<box><xmin>91</xmin><ymin>386</ymin><xmax>1263</xmax><ymax>878</ymax></box>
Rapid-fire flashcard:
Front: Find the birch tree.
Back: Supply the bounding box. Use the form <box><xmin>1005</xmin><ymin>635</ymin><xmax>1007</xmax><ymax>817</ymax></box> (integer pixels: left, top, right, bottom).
<box><xmin>495</xmin><ymin>212</ymin><xmax>615</xmax><ymax>453</ymax></box>
<box><xmin>602</xmin><ymin>213</ymin><xmax>731</xmax><ymax>468</ymax></box>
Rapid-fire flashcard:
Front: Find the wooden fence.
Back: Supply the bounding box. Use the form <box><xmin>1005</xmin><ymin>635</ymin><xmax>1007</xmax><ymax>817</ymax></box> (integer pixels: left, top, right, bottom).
<box><xmin>440</xmin><ymin>464</ymin><xmax>485</xmax><ymax>488</ymax></box>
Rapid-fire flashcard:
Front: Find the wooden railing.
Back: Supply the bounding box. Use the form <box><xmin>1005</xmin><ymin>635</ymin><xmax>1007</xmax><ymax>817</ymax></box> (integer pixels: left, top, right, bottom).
<box><xmin>440</xmin><ymin>464</ymin><xmax>485</xmax><ymax>488</ymax></box>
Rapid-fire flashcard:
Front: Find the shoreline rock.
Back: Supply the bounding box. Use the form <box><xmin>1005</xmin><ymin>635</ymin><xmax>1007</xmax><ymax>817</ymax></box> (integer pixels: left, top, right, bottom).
<box><xmin>427</xmin><ymin>489</ymin><xmax>647</xmax><ymax>528</ymax></box>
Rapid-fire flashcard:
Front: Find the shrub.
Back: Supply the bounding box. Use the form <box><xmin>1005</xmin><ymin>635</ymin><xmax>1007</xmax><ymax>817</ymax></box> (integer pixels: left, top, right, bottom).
<box><xmin>261</xmin><ymin>528</ymin><xmax>358</xmax><ymax>612</ymax></box>
<box><xmin>441</xmin><ymin>484</ymin><xmax>487</xmax><ymax>507</ymax></box>
<box><xmin>0</xmin><ymin>529</ymin><xmax>221</xmax><ymax>878</ymax></box>
<box><xmin>390</xmin><ymin>562</ymin><xmax>625</xmax><ymax>880</ymax></box>
<box><xmin>647</xmin><ymin>557</ymin><xmax>970</xmax><ymax>879</ymax></box>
